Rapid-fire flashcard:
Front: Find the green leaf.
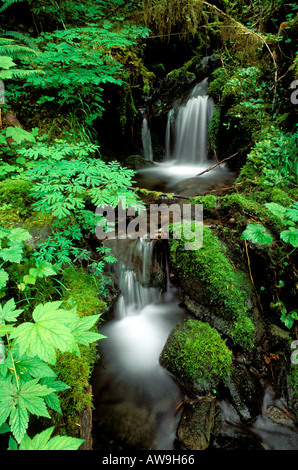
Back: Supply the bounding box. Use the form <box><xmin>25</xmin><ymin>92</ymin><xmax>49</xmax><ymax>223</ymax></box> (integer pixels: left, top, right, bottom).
<box><xmin>0</xmin><ymin>55</ymin><xmax>16</xmax><ymax>70</ymax></box>
<box><xmin>6</xmin><ymin>127</ymin><xmax>36</xmax><ymax>144</ymax></box>
<box><xmin>0</xmin><ymin>298</ymin><xmax>23</xmax><ymax>323</ymax></box>
<box><xmin>0</xmin><ymin>243</ymin><xmax>25</xmax><ymax>264</ymax></box>
<box><xmin>4</xmin><ymin>352</ymin><xmax>57</xmax><ymax>383</ymax></box>
<box><xmin>8</xmin><ymin>228</ymin><xmax>32</xmax><ymax>243</ymax></box>
<box><xmin>23</xmin><ymin>274</ymin><xmax>36</xmax><ymax>285</ymax></box>
<box><xmin>265</xmin><ymin>202</ymin><xmax>287</xmax><ymax>219</ymax></box>
<box><xmin>280</xmin><ymin>227</ymin><xmax>298</xmax><ymax>247</ymax></box>
<box><xmin>9</xmin><ymin>302</ymin><xmax>78</xmax><ymax>364</ymax></box>
<box><xmin>0</xmin><ymin>422</ymin><xmax>10</xmax><ymax>434</ymax></box>
<box><xmin>0</xmin><ymin>376</ymin><xmax>54</xmax><ymax>442</ymax></box>
<box><xmin>70</xmin><ymin>314</ymin><xmax>104</xmax><ymax>346</ymax></box>
<box><xmin>29</xmin><ymin>261</ymin><xmax>57</xmax><ymax>279</ymax></box>
<box><xmin>19</xmin><ymin>426</ymin><xmax>84</xmax><ymax>450</ymax></box>
<box><xmin>241</xmin><ymin>224</ymin><xmax>273</xmax><ymax>245</ymax></box>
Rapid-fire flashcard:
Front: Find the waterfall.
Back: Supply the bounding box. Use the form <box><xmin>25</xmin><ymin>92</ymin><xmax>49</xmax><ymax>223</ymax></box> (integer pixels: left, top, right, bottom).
<box><xmin>92</xmin><ymin>238</ymin><xmax>185</xmax><ymax>450</ymax></box>
<box><xmin>113</xmin><ymin>238</ymin><xmax>158</xmax><ymax>319</ymax></box>
<box><xmin>165</xmin><ymin>78</ymin><xmax>214</xmax><ymax>165</ymax></box>
<box><xmin>142</xmin><ymin>117</ymin><xmax>154</xmax><ymax>162</ymax></box>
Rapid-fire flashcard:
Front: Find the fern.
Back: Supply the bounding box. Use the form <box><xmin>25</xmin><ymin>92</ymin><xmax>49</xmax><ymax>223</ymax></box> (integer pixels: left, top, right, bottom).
<box><xmin>0</xmin><ymin>30</ymin><xmax>40</xmax><ymax>52</ymax></box>
<box><xmin>0</xmin><ymin>0</ymin><xmax>27</xmax><ymax>14</ymax></box>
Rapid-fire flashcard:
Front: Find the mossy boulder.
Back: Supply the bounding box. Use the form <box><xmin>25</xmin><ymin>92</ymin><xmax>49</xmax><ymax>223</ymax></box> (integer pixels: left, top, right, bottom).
<box><xmin>160</xmin><ymin>319</ymin><xmax>232</xmax><ymax>394</ymax></box>
<box><xmin>169</xmin><ymin>223</ymin><xmax>257</xmax><ymax>350</ymax></box>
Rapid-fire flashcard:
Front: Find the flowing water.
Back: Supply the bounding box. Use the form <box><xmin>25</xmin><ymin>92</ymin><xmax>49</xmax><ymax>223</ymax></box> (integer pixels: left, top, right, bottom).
<box><xmin>138</xmin><ymin>78</ymin><xmax>234</xmax><ymax>198</ymax></box>
<box><xmin>91</xmin><ymin>77</ymin><xmax>298</xmax><ymax>451</ymax></box>
<box><xmin>92</xmin><ymin>238</ymin><xmax>187</xmax><ymax>450</ymax></box>
<box><xmin>142</xmin><ymin>117</ymin><xmax>154</xmax><ymax>162</ymax></box>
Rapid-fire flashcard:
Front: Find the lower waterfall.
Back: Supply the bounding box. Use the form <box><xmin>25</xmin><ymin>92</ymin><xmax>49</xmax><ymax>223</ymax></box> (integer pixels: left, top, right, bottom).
<box><xmin>92</xmin><ymin>238</ymin><xmax>186</xmax><ymax>450</ymax></box>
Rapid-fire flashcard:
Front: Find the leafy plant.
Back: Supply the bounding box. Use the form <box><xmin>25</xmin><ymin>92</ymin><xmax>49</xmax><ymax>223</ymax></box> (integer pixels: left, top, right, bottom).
<box><xmin>0</xmin><ymin>296</ymin><xmax>105</xmax><ymax>447</ymax></box>
<box><xmin>265</xmin><ymin>202</ymin><xmax>298</xmax><ymax>248</ymax></box>
<box><xmin>0</xmin><ymin>37</ymin><xmax>43</xmax><ymax>81</ymax></box>
<box><xmin>0</xmin><ymin>216</ymin><xmax>108</xmax><ymax>448</ymax></box>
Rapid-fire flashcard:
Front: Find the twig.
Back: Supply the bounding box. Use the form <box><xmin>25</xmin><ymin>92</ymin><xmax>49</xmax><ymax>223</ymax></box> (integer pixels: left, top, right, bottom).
<box><xmin>196</xmin><ymin>152</ymin><xmax>239</xmax><ymax>176</ymax></box>
<box><xmin>244</xmin><ymin>239</ymin><xmax>263</xmax><ymax>312</ymax></box>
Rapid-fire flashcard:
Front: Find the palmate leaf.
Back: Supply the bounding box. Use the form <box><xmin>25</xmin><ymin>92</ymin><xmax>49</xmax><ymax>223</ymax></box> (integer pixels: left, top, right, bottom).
<box><xmin>0</xmin><ymin>242</ymin><xmax>24</xmax><ymax>263</ymax></box>
<box><xmin>0</xmin><ymin>377</ymin><xmax>54</xmax><ymax>443</ymax></box>
<box><xmin>9</xmin><ymin>302</ymin><xmax>78</xmax><ymax>365</ymax></box>
<box><xmin>0</xmin><ymin>55</ymin><xmax>15</xmax><ymax>69</ymax></box>
<box><xmin>40</xmin><ymin>376</ymin><xmax>70</xmax><ymax>414</ymax></box>
<box><xmin>241</xmin><ymin>223</ymin><xmax>273</xmax><ymax>245</ymax></box>
<box><xmin>19</xmin><ymin>426</ymin><xmax>84</xmax><ymax>450</ymax></box>
<box><xmin>3</xmin><ymin>352</ymin><xmax>56</xmax><ymax>384</ymax></box>
<box><xmin>0</xmin><ymin>298</ymin><xmax>23</xmax><ymax>323</ymax></box>
<box><xmin>6</xmin><ymin>127</ymin><xmax>36</xmax><ymax>144</ymax></box>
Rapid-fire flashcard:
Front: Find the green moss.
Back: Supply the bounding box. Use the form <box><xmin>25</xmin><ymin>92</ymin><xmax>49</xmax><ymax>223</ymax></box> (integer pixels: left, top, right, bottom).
<box><xmin>218</xmin><ymin>192</ymin><xmax>287</xmax><ymax>235</ymax></box>
<box><xmin>190</xmin><ymin>194</ymin><xmax>217</xmax><ymax>212</ymax></box>
<box><xmin>169</xmin><ymin>223</ymin><xmax>255</xmax><ymax>349</ymax></box>
<box><xmin>288</xmin><ymin>364</ymin><xmax>298</xmax><ymax>412</ymax></box>
<box><xmin>61</xmin><ymin>266</ymin><xmax>107</xmax><ymax>318</ymax></box>
<box><xmin>0</xmin><ymin>179</ymin><xmax>34</xmax><ymax>218</ymax></box>
<box><xmin>167</xmin><ymin>69</ymin><xmax>195</xmax><ymax>83</ymax></box>
<box><xmin>160</xmin><ymin>319</ymin><xmax>232</xmax><ymax>393</ymax></box>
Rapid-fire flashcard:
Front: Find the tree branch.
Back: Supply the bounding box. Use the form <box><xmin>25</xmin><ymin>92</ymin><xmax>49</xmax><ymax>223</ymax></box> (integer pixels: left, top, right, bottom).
<box><xmin>196</xmin><ymin>152</ymin><xmax>239</xmax><ymax>176</ymax></box>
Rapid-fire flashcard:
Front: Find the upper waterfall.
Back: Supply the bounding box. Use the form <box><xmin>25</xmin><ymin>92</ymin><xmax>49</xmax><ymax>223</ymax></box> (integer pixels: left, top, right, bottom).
<box><xmin>142</xmin><ymin>117</ymin><xmax>154</xmax><ymax>162</ymax></box>
<box><xmin>165</xmin><ymin>78</ymin><xmax>214</xmax><ymax>165</ymax></box>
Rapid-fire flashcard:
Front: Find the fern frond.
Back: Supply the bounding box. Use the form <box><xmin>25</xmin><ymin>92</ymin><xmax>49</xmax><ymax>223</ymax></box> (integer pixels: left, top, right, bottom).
<box><xmin>0</xmin><ymin>43</ymin><xmax>38</xmax><ymax>57</ymax></box>
<box><xmin>1</xmin><ymin>31</ymin><xmax>40</xmax><ymax>52</ymax></box>
<box><xmin>0</xmin><ymin>0</ymin><xmax>27</xmax><ymax>14</ymax></box>
<box><xmin>10</xmin><ymin>68</ymin><xmax>44</xmax><ymax>78</ymax></box>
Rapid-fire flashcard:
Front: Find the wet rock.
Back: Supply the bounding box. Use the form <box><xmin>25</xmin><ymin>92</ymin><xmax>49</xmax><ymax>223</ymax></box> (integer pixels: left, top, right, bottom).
<box><xmin>177</xmin><ymin>399</ymin><xmax>216</xmax><ymax>450</ymax></box>
<box><xmin>123</xmin><ymin>154</ymin><xmax>155</xmax><ymax>170</ymax></box>
<box><xmin>213</xmin><ymin>434</ymin><xmax>265</xmax><ymax>450</ymax></box>
<box><xmin>94</xmin><ymin>402</ymin><xmax>156</xmax><ymax>450</ymax></box>
<box><xmin>225</xmin><ymin>361</ymin><xmax>264</xmax><ymax>423</ymax></box>
<box><xmin>265</xmin><ymin>405</ymin><xmax>298</xmax><ymax>430</ymax></box>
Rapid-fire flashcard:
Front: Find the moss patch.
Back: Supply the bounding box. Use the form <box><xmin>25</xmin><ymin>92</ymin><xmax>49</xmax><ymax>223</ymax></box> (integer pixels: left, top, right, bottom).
<box><xmin>0</xmin><ymin>179</ymin><xmax>34</xmax><ymax>219</ymax></box>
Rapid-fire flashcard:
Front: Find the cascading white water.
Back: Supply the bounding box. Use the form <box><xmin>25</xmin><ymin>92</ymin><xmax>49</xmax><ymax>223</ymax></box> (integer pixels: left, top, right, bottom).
<box><xmin>114</xmin><ymin>238</ymin><xmax>157</xmax><ymax>319</ymax></box>
<box><xmin>138</xmin><ymin>77</ymin><xmax>226</xmax><ymax>192</ymax></box>
<box><xmin>142</xmin><ymin>117</ymin><xmax>154</xmax><ymax>162</ymax></box>
<box><xmin>92</xmin><ymin>238</ymin><xmax>186</xmax><ymax>450</ymax></box>
<box><xmin>165</xmin><ymin>78</ymin><xmax>214</xmax><ymax>165</ymax></box>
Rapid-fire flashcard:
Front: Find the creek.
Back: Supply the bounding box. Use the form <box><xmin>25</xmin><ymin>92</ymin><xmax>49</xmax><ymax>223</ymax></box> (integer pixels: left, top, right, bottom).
<box><xmin>91</xmin><ymin>78</ymin><xmax>298</xmax><ymax>451</ymax></box>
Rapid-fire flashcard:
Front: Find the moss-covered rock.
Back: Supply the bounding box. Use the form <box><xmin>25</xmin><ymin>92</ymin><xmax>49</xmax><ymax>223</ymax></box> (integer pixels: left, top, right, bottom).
<box><xmin>160</xmin><ymin>319</ymin><xmax>232</xmax><ymax>394</ymax></box>
<box><xmin>169</xmin><ymin>223</ymin><xmax>256</xmax><ymax>350</ymax></box>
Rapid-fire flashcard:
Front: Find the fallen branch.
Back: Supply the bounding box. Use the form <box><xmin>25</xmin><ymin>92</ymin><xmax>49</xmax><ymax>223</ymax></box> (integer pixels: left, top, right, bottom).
<box><xmin>196</xmin><ymin>152</ymin><xmax>239</xmax><ymax>176</ymax></box>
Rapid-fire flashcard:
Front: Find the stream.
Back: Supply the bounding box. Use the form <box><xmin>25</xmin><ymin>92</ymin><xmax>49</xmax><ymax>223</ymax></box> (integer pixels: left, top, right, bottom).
<box><xmin>91</xmin><ymin>78</ymin><xmax>298</xmax><ymax>451</ymax></box>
